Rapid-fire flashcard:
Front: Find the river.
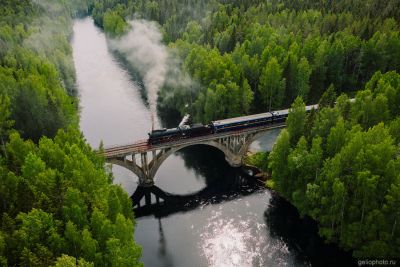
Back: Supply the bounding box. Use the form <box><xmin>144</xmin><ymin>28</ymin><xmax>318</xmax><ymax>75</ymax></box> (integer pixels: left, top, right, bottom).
<box><xmin>72</xmin><ymin>17</ymin><xmax>355</xmax><ymax>267</ymax></box>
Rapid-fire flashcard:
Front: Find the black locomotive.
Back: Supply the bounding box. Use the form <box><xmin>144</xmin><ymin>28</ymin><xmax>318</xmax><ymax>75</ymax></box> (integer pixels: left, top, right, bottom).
<box><xmin>148</xmin><ymin>123</ymin><xmax>212</xmax><ymax>144</ymax></box>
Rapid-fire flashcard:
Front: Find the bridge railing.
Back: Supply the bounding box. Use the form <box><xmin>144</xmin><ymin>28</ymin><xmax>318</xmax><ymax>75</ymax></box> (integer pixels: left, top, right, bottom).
<box><xmin>102</xmin><ymin>139</ymin><xmax>148</xmax><ymax>150</ymax></box>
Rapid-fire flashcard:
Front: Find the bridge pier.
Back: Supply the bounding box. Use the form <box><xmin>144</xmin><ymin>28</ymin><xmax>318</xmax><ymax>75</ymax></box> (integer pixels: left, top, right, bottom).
<box><xmin>225</xmin><ymin>154</ymin><xmax>243</xmax><ymax>167</ymax></box>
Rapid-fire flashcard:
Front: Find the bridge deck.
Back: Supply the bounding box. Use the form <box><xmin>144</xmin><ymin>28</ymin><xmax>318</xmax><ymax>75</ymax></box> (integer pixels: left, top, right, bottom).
<box><xmin>102</xmin><ymin>122</ymin><xmax>285</xmax><ymax>158</ymax></box>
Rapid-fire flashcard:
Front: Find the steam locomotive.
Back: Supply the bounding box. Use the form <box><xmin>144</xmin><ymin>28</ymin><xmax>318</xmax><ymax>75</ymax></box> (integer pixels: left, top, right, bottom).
<box><xmin>148</xmin><ymin>104</ymin><xmax>318</xmax><ymax>145</ymax></box>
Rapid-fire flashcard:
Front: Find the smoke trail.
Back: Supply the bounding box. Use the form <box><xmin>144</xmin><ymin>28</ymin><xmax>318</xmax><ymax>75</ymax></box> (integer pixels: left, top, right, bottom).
<box><xmin>111</xmin><ymin>20</ymin><xmax>168</xmax><ymax>126</ymax></box>
<box><xmin>24</xmin><ymin>0</ymin><xmax>78</xmax><ymax>95</ymax></box>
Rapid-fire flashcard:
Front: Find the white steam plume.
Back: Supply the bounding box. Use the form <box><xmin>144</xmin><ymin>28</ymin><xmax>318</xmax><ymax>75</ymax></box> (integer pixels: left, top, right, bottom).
<box><xmin>111</xmin><ymin>20</ymin><xmax>168</xmax><ymax>127</ymax></box>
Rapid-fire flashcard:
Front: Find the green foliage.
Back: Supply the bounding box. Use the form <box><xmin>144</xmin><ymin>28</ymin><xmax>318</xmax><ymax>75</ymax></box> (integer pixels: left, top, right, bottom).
<box><xmin>266</xmin><ymin>71</ymin><xmax>400</xmax><ymax>258</ymax></box>
<box><xmin>182</xmin><ymin>21</ymin><xmax>203</xmax><ymax>44</ymax></box>
<box><xmin>159</xmin><ymin>44</ymin><xmax>253</xmax><ymax>122</ymax></box>
<box><xmin>103</xmin><ymin>10</ymin><xmax>128</xmax><ymax>36</ymax></box>
<box><xmin>245</xmin><ymin>152</ymin><xmax>269</xmax><ymax>171</ymax></box>
<box><xmin>0</xmin><ymin>2</ymin><xmax>142</xmax><ymax>265</ymax></box>
<box><xmin>286</xmin><ymin>97</ymin><xmax>306</xmax><ymax>145</ymax></box>
<box><xmin>91</xmin><ymin>1</ymin><xmax>135</xmax><ymax>35</ymax></box>
<box><xmin>53</xmin><ymin>254</ymin><xmax>94</xmax><ymax>267</ymax></box>
<box><xmin>318</xmin><ymin>84</ymin><xmax>337</xmax><ymax>109</ymax></box>
<box><xmin>311</xmin><ymin>107</ymin><xmax>340</xmax><ymax>143</ymax></box>
<box><xmin>296</xmin><ymin>57</ymin><xmax>312</xmax><ymax>101</ymax></box>
<box><xmin>0</xmin><ymin>95</ymin><xmax>14</xmax><ymax>158</ymax></box>
<box><xmin>259</xmin><ymin>57</ymin><xmax>286</xmax><ymax>111</ymax></box>
<box><xmin>350</xmin><ymin>90</ymin><xmax>390</xmax><ymax>129</ymax></box>
<box><xmin>0</xmin><ymin>0</ymin><xmax>78</xmax><ymax>142</ymax></box>
<box><xmin>326</xmin><ymin>118</ymin><xmax>347</xmax><ymax>157</ymax></box>
<box><xmin>0</xmin><ymin>128</ymin><xmax>142</xmax><ymax>266</ymax></box>
<box><xmin>268</xmin><ymin>129</ymin><xmax>291</xmax><ymax>197</ymax></box>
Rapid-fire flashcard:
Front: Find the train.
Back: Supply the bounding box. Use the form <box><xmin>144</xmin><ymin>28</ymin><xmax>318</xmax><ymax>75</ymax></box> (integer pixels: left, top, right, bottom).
<box><xmin>148</xmin><ymin>104</ymin><xmax>319</xmax><ymax>145</ymax></box>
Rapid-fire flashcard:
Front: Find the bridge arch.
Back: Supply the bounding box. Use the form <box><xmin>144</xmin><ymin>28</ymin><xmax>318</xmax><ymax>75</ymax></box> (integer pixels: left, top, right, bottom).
<box><xmin>106</xmin><ymin>129</ymin><xmax>275</xmax><ymax>186</ymax></box>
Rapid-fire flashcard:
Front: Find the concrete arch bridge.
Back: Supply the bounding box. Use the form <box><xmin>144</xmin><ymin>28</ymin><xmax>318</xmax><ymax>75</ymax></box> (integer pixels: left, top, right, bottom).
<box><xmin>102</xmin><ymin>123</ymin><xmax>285</xmax><ymax>186</ymax></box>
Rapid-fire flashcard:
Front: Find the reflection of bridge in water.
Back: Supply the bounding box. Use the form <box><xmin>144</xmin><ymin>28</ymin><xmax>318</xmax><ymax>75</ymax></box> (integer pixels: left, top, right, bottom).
<box><xmin>131</xmin><ymin>168</ymin><xmax>263</xmax><ymax>218</ymax></box>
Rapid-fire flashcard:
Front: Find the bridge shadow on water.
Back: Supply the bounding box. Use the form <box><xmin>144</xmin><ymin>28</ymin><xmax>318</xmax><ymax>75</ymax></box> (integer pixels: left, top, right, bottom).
<box><xmin>131</xmin><ymin>145</ymin><xmax>264</xmax><ymax>218</ymax></box>
<box><xmin>131</xmin><ymin>177</ymin><xmax>261</xmax><ymax>218</ymax></box>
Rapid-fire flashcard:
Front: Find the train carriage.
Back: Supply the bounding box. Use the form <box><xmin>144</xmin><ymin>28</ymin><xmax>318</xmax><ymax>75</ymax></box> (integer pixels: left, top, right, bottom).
<box><xmin>211</xmin><ymin>112</ymin><xmax>274</xmax><ymax>133</ymax></box>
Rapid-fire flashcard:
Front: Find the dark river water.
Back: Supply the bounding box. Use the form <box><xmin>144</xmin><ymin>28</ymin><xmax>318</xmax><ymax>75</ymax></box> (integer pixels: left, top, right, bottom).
<box><xmin>72</xmin><ymin>17</ymin><xmax>355</xmax><ymax>267</ymax></box>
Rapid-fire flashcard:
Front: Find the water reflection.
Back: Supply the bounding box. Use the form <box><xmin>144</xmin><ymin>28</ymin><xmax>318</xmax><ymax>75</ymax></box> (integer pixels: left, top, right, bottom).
<box><xmin>199</xmin><ymin>202</ymin><xmax>307</xmax><ymax>267</ymax></box>
<box><xmin>157</xmin><ymin>219</ymin><xmax>174</xmax><ymax>267</ymax></box>
<box><xmin>200</xmin><ymin>210</ymin><xmax>263</xmax><ymax>267</ymax></box>
<box><xmin>133</xmin><ymin>182</ymin><xmax>356</xmax><ymax>267</ymax></box>
<box><xmin>264</xmin><ymin>194</ymin><xmax>356</xmax><ymax>267</ymax></box>
<box><xmin>133</xmin><ymin>184</ymin><xmax>306</xmax><ymax>266</ymax></box>
<box><xmin>72</xmin><ymin>18</ymin><xmax>153</xmax><ymax>147</ymax></box>
<box><xmin>130</xmin><ymin>144</ymin><xmax>299</xmax><ymax>266</ymax></box>
<box><xmin>131</xmin><ymin>174</ymin><xmax>261</xmax><ymax>218</ymax></box>
<box><xmin>248</xmin><ymin>128</ymin><xmax>281</xmax><ymax>153</ymax></box>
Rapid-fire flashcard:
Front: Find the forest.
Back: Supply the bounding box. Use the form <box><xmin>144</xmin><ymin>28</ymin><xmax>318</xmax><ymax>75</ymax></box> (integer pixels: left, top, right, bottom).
<box><xmin>0</xmin><ymin>0</ymin><xmax>142</xmax><ymax>265</ymax></box>
<box><xmin>264</xmin><ymin>71</ymin><xmax>400</xmax><ymax>258</ymax></box>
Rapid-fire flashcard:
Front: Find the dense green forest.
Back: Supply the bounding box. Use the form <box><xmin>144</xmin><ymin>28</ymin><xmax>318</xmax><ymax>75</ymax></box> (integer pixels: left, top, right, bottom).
<box><xmin>0</xmin><ymin>1</ymin><xmax>142</xmax><ymax>265</ymax></box>
<box><xmin>0</xmin><ymin>0</ymin><xmax>77</xmax><ymax>142</ymax></box>
<box><xmin>86</xmin><ymin>0</ymin><xmax>400</xmax><ymax>259</ymax></box>
<box><xmin>262</xmin><ymin>71</ymin><xmax>400</xmax><ymax>258</ymax></box>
